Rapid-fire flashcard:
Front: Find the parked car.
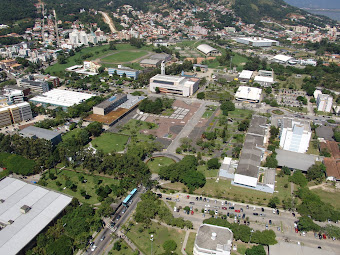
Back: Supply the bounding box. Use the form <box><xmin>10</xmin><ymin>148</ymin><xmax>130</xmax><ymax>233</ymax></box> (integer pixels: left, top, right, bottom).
<box><xmin>156</xmin><ymin>193</ymin><xmax>162</xmax><ymax>198</ymax></box>
<box><xmin>166</xmin><ymin>197</ymin><xmax>172</xmax><ymax>200</ymax></box>
<box><xmin>253</xmin><ymin>213</ymin><xmax>259</xmax><ymax>216</ymax></box>
<box><xmin>189</xmin><ymin>202</ymin><xmax>195</xmax><ymax>205</ymax></box>
<box><xmin>235</xmin><ymin>209</ymin><xmax>240</xmax><ymax>213</ymax></box>
<box><xmin>91</xmin><ymin>245</ymin><xmax>97</xmax><ymax>251</ymax></box>
<box><xmin>100</xmin><ymin>235</ymin><xmax>106</xmax><ymax>241</ymax></box>
<box><xmin>269</xmin><ymin>220</ymin><xmax>272</xmax><ymax>225</ymax></box>
<box><xmin>222</xmin><ymin>207</ymin><xmax>227</xmax><ymax>210</ymax></box>
<box><xmin>261</xmin><ymin>208</ymin><xmax>264</xmax><ymax>212</ymax></box>
<box><xmin>229</xmin><ymin>206</ymin><xmax>234</xmax><ymax>210</ymax></box>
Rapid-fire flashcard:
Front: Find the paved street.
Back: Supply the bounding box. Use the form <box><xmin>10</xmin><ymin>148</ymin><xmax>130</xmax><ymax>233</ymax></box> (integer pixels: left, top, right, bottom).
<box><xmin>159</xmin><ymin>192</ymin><xmax>340</xmax><ymax>253</ymax></box>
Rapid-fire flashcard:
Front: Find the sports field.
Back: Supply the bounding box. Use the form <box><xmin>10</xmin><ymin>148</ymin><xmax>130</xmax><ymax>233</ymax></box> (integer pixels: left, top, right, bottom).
<box><xmin>101</xmin><ymin>50</ymin><xmax>148</xmax><ymax>63</ymax></box>
<box><xmin>91</xmin><ymin>133</ymin><xmax>129</xmax><ymax>153</ymax></box>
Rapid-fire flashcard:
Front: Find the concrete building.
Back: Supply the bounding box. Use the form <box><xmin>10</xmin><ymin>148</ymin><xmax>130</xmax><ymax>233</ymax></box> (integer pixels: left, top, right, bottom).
<box><xmin>236</xmin><ymin>37</ymin><xmax>279</xmax><ymax>47</ymax></box>
<box><xmin>253</xmin><ymin>76</ymin><xmax>274</xmax><ymax>87</ymax></box>
<box><xmin>194</xmin><ymin>224</ymin><xmax>233</xmax><ymax>255</ymax></box>
<box><xmin>316</xmin><ymin>93</ymin><xmax>333</xmax><ymax>113</ymax></box>
<box><xmin>149</xmin><ymin>74</ymin><xmax>199</xmax><ymax>97</ymax></box>
<box><xmin>0</xmin><ymin>177</ymin><xmax>72</xmax><ymax>255</ymax></box>
<box><xmin>17</xmin><ymin>75</ymin><xmax>49</xmax><ymax>93</ymax></box>
<box><xmin>19</xmin><ymin>126</ymin><xmax>62</xmax><ymax>145</ymax></box>
<box><xmin>30</xmin><ymin>89</ymin><xmax>94</xmax><ymax>111</ymax></box>
<box><xmin>3</xmin><ymin>89</ymin><xmax>24</xmax><ymax>104</ymax></box>
<box><xmin>196</xmin><ymin>44</ymin><xmax>221</xmax><ymax>56</ymax></box>
<box><xmin>300</xmin><ymin>59</ymin><xmax>317</xmax><ymax>66</ymax></box>
<box><xmin>279</xmin><ymin>117</ymin><xmax>311</xmax><ymax>153</ymax></box>
<box><xmin>276</xmin><ymin>149</ymin><xmax>320</xmax><ymax>171</ymax></box>
<box><xmin>272</xmin><ymin>55</ymin><xmax>293</xmax><ymax>64</ymax></box>
<box><xmin>93</xmin><ymin>94</ymin><xmax>128</xmax><ymax>116</ymax></box>
<box><xmin>108</xmin><ymin>66</ymin><xmax>140</xmax><ymax>80</ymax></box>
<box><xmin>140</xmin><ymin>58</ymin><xmax>162</xmax><ymax>68</ymax></box>
<box><xmin>0</xmin><ymin>102</ymin><xmax>32</xmax><ymax>127</ymax></box>
<box><xmin>238</xmin><ymin>70</ymin><xmax>254</xmax><ymax>83</ymax></box>
<box><xmin>235</xmin><ymin>86</ymin><xmax>262</xmax><ymax>103</ymax></box>
<box><xmin>149</xmin><ymin>53</ymin><xmax>172</xmax><ymax>62</ymax></box>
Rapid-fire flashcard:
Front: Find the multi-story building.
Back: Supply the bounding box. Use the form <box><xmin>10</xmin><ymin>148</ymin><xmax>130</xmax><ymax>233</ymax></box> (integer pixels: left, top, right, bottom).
<box><xmin>0</xmin><ymin>102</ymin><xmax>32</xmax><ymax>127</ymax></box>
<box><xmin>92</xmin><ymin>94</ymin><xmax>128</xmax><ymax>116</ymax></box>
<box><xmin>3</xmin><ymin>89</ymin><xmax>24</xmax><ymax>104</ymax></box>
<box><xmin>236</xmin><ymin>37</ymin><xmax>279</xmax><ymax>47</ymax></box>
<box><xmin>0</xmin><ymin>108</ymin><xmax>12</xmax><ymax>127</ymax></box>
<box><xmin>316</xmin><ymin>94</ymin><xmax>333</xmax><ymax>113</ymax></box>
<box><xmin>108</xmin><ymin>66</ymin><xmax>140</xmax><ymax>80</ymax></box>
<box><xmin>17</xmin><ymin>76</ymin><xmax>49</xmax><ymax>93</ymax></box>
<box><xmin>279</xmin><ymin>117</ymin><xmax>311</xmax><ymax>153</ymax></box>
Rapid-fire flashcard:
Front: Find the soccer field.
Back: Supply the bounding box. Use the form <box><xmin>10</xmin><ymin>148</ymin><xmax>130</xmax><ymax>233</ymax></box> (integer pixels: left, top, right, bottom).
<box><xmin>100</xmin><ymin>50</ymin><xmax>148</xmax><ymax>63</ymax></box>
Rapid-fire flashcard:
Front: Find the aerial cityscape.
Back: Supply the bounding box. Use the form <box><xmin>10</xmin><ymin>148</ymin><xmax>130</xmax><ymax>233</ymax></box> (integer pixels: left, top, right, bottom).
<box><xmin>0</xmin><ymin>0</ymin><xmax>339</xmax><ymax>255</ymax></box>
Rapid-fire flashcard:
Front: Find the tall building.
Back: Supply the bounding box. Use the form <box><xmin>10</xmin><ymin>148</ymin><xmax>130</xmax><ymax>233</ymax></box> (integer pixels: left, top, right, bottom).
<box><xmin>0</xmin><ymin>102</ymin><xmax>32</xmax><ymax>127</ymax></box>
<box><xmin>316</xmin><ymin>94</ymin><xmax>333</xmax><ymax>113</ymax></box>
<box><xmin>279</xmin><ymin>117</ymin><xmax>311</xmax><ymax>153</ymax></box>
<box><xmin>3</xmin><ymin>89</ymin><xmax>24</xmax><ymax>104</ymax></box>
<box><xmin>93</xmin><ymin>94</ymin><xmax>128</xmax><ymax>116</ymax></box>
<box><xmin>17</xmin><ymin>75</ymin><xmax>49</xmax><ymax>93</ymax></box>
<box><xmin>108</xmin><ymin>66</ymin><xmax>140</xmax><ymax>80</ymax></box>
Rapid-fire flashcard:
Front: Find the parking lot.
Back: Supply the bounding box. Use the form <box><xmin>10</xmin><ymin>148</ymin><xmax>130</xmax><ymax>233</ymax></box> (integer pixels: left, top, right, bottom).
<box><xmin>276</xmin><ymin>89</ymin><xmax>307</xmax><ymax>107</ymax></box>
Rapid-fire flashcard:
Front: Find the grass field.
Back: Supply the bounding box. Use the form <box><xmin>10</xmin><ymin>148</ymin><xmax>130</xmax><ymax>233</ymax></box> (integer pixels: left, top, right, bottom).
<box><xmin>91</xmin><ymin>133</ymin><xmax>129</xmax><ymax>153</ymax></box>
<box><xmin>101</xmin><ymin>50</ymin><xmax>148</xmax><ymax>63</ymax></box>
<box><xmin>147</xmin><ymin>157</ymin><xmax>175</xmax><ymax>174</ymax></box>
<box><xmin>232</xmin><ymin>53</ymin><xmax>248</xmax><ymax>71</ymax></box>
<box><xmin>126</xmin><ymin>221</ymin><xmax>185</xmax><ymax>255</ymax></box>
<box><xmin>275</xmin><ymin>174</ymin><xmax>291</xmax><ymax>200</ymax></box>
<box><xmin>185</xmin><ymin>232</ymin><xmax>196</xmax><ymax>255</ymax></box>
<box><xmin>119</xmin><ymin>119</ymin><xmax>157</xmax><ymax>142</ymax></box>
<box><xmin>197</xmin><ymin>165</ymin><xmax>219</xmax><ymax>178</ymax></box>
<box><xmin>62</xmin><ymin>128</ymin><xmax>83</xmax><ymax>141</ymax></box>
<box><xmin>312</xmin><ymin>187</ymin><xmax>340</xmax><ymax>210</ymax></box>
<box><xmin>109</xmin><ymin>240</ymin><xmax>135</xmax><ymax>255</ymax></box>
<box><xmin>44</xmin><ymin>169</ymin><xmax>119</xmax><ymax>204</ymax></box>
<box><xmin>307</xmin><ymin>139</ymin><xmax>319</xmax><ymax>155</ymax></box>
<box><xmin>46</xmin><ymin>44</ymin><xmax>151</xmax><ymax>74</ymax></box>
<box><xmin>202</xmin><ymin>110</ymin><xmax>214</xmax><ymax>119</ymax></box>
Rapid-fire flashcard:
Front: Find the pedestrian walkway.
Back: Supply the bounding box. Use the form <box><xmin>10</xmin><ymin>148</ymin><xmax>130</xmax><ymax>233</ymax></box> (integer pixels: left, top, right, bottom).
<box><xmin>181</xmin><ymin>230</ymin><xmax>196</xmax><ymax>255</ymax></box>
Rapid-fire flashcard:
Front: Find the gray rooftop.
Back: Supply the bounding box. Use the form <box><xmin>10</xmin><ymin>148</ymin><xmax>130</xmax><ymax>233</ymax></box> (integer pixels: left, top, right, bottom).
<box><xmin>19</xmin><ymin>126</ymin><xmax>60</xmax><ymax>141</ymax></box>
<box><xmin>195</xmin><ymin>224</ymin><xmax>233</xmax><ymax>252</ymax></box>
<box><xmin>94</xmin><ymin>94</ymin><xmax>127</xmax><ymax>109</ymax></box>
<box><xmin>316</xmin><ymin>126</ymin><xmax>334</xmax><ymax>141</ymax></box>
<box><xmin>281</xmin><ymin>117</ymin><xmax>310</xmax><ymax>132</ymax></box>
<box><xmin>140</xmin><ymin>58</ymin><xmax>162</xmax><ymax>65</ymax></box>
<box><xmin>149</xmin><ymin>53</ymin><xmax>171</xmax><ymax>60</ymax></box>
<box><xmin>0</xmin><ymin>177</ymin><xmax>72</xmax><ymax>255</ymax></box>
<box><xmin>276</xmin><ymin>149</ymin><xmax>319</xmax><ymax>171</ymax></box>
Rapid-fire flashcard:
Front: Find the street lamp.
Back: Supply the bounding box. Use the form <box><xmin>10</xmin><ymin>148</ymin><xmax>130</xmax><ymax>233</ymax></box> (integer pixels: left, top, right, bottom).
<box><xmin>150</xmin><ymin>234</ymin><xmax>154</xmax><ymax>255</ymax></box>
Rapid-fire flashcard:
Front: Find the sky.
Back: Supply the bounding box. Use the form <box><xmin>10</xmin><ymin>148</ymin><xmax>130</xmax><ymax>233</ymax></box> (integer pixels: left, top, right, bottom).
<box><xmin>284</xmin><ymin>0</ymin><xmax>340</xmax><ymax>9</ymax></box>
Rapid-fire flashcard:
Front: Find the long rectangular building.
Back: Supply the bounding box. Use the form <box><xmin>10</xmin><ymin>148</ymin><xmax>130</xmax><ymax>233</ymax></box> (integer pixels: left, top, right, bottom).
<box><xmin>93</xmin><ymin>94</ymin><xmax>127</xmax><ymax>116</ymax></box>
<box><xmin>236</xmin><ymin>37</ymin><xmax>279</xmax><ymax>47</ymax></box>
<box><xmin>0</xmin><ymin>102</ymin><xmax>32</xmax><ymax>128</ymax></box>
<box><xmin>0</xmin><ymin>177</ymin><xmax>72</xmax><ymax>255</ymax></box>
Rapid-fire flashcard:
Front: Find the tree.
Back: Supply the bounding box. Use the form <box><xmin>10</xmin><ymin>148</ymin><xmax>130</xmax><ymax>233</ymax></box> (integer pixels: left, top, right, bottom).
<box><xmin>289</xmin><ymin>171</ymin><xmax>308</xmax><ymax>187</ymax></box>
<box><xmin>86</xmin><ymin>122</ymin><xmax>103</xmax><ymax>137</ymax></box>
<box><xmin>281</xmin><ymin>166</ymin><xmax>291</xmax><ymax>175</ymax></box>
<box><xmin>155</xmin><ymin>87</ymin><xmax>160</xmax><ymax>93</ymax></box>
<box><xmin>264</xmin><ymin>154</ymin><xmax>278</xmax><ymax>168</ymax></box>
<box><xmin>207</xmin><ymin>158</ymin><xmax>221</xmax><ymax>169</ymax></box>
<box><xmin>322</xmin><ymin>224</ymin><xmax>340</xmax><ymax>239</ymax></box>
<box><xmin>268</xmin><ymin>197</ymin><xmax>280</xmax><ymax>208</ymax></box>
<box><xmin>113</xmin><ymin>241</ymin><xmax>122</xmax><ymax>251</ymax></box>
<box><xmin>297</xmin><ymin>216</ymin><xmax>320</xmax><ymax>232</ymax></box>
<box><xmin>182</xmin><ymin>170</ymin><xmax>206</xmax><ymax>191</ymax></box>
<box><xmin>197</xmin><ymin>92</ymin><xmax>205</xmax><ymax>99</ymax></box>
<box><xmin>306</xmin><ymin>163</ymin><xmax>326</xmax><ymax>183</ymax></box>
<box><xmin>221</xmin><ymin>100</ymin><xmax>235</xmax><ymax>112</ymax></box>
<box><xmin>245</xmin><ymin>245</ymin><xmax>266</xmax><ymax>255</ymax></box>
<box><xmin>109</xmin><ymin>41</ymin><xmax>117</xmax><ymax>50</ymax></box>
<box><xmin>163</xmin><ymin>240</ymin><xmax>177</xmax><ymax>252</ymax></box>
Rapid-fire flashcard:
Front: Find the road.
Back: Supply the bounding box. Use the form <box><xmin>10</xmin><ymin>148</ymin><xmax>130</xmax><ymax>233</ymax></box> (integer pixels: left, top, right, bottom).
<box><xmin>160</xmin><ymin>192</ymin><xmax>340</xmax><ymax>253</ymax></box>
<box><xmin>85</xmin><ymin>187</ymin><xmax>144</xmax><ymax>255</ymax></box>
<box><xmin>98</xmin><ymin>11</ymin><xmax>117</xmax><ymax>33</ymax></box>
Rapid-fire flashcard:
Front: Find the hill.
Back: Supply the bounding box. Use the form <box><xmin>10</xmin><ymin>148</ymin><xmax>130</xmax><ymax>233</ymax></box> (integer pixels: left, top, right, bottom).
<box><xmin>284</xmin><ymin>0</ymin><xmax>340</xmax><ymax>9</ymax></box>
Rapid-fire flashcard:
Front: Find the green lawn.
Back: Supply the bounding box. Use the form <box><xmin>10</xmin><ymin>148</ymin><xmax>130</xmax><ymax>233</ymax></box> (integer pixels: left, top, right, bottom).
<box><xmin>275</xmin><ymin>174</ymin><xmax>291</xmax><ymax>200</ymax></box>
<box><xmin>43</xmin><ymin>169</ymin><xmax>119</xmax><ymax>204</ymax></box>
<box><xmin>312</xmin><ymin>188</ymin><xmax>340</xmax><ymax>210</ymax></box>
<box><xmin>202</xmin><ymin>110</ymin><xmax>214</xmax><ymax>119</ymax></box>
<box><xmin>228</xmin><ymin>109</ymin><xmax>253</xmax><ymax>119</ymax></box>
<box><xmin>119</xmin><ymin>119</ymin><xmax>157</xmax><ymax>142</ymax></box>
<box><xmin>101</xmin><ymin>50</ymin><xmax>148</xmax><ymax>63</ymax></box>
<box><xmin>109</xmin><ymin>240</ymin><xmax>135</xmax><ymax>255</ymax></box>
<box><xmin>126</xmin><ymin>221</ymin><xmax>185</xmax><ymax>255</ymax></box>
<box><xmin>91</xmin><ymin>133</ymin><xmax>129</xmax><ymax>153</ymax></box>
<box><xmin>185</xmin><ymin>232</ymin><xmax>196</xmax><ymax>255</ymax></box>
<box><xmin>197</xmin><ymin>165</ymin><xmax>218</xmax><ymax>178</ymax></box>
<box><xmin>232</xmin><ymin>53</ymin><xmax>248</xmax><ymax>71</ymax></box>
<box><xmin>147</xmin><ymin>157</ymin><xmax>175</xmax><ymax>174</ymax></box>
<box><xmin>307</xmin><ymin>139</ymin><xmax>319</xmax><ymax>155</ymax></box>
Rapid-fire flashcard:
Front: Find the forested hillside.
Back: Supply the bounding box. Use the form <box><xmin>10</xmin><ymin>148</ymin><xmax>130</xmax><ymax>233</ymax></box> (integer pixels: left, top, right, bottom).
<box><xmin>0</xmin><ymin>0</ymin><xmax>37</xmax><ymax>23</ymax></box>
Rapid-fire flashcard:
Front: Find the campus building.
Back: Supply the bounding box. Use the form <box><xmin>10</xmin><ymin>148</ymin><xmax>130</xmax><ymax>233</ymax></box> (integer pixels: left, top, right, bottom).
<box><xmin>194</xmin><ymin>224</ymin><xmax>233</xmax><ymax>255</ymax></box>
<box><xmin>196</xmin><ymin>44</ymin><xmax>221</xmax><ymax>56</ymax></box>
<box><xmin>108</xmin><ymin>66</ymin><xmax>140</xmax><ymax>80</ymax></box>
<box><xmin>19</xmin><ymin>126</ymin><xmax>62</xmax><ymax>145</ymax></box>
<box><xmin>235</xmin><ymin>86</ymin><xmax>262</xmax><ymax>103</ymax></box>
<box><xmin>314</xmin><ymin>90</ymin><xmax>333</xmax><ymax>113</ymax></box>
<box><xmin>0</xmin><ymin>177</ymin><xmax>72</xmax><ymax>255</ymax></box>
<box><xmin>3</xmin><ymin>89</ymin><xmax>24</xmax><ymax>104</ymax></box>
<box><xmin>0</xmin><ymin>102</ymin><xmax>32</xmax><ymax>128</ymax></box>
<box><xmin>236</xmin><ymin>37</ymin><xmax>279</xmax><ymax>47</ymax></box>
<box><xmin>238</xmin><ymin>70</ymin><xmax>254</xmax><ymax>83</ymax></box>
<box><xmin>272</xmin><ymin>55</ymin><xmax>293</xmax><ymax>64</ymax></box>
<box><xmin>30</xmin><ymin>89</ymin><xmax>95</xmax><ymax>111</ymax></box>
<box><xmin>93</xmin><ymin>94</ymin><xmax>128</xmax><ymax>116</ymax></box>
<box><xmin>279</xmin><ymin>117</ymin><xmax>311</xmax><ymax>153</ymax></box>
<box><xmin>149</xmin><ymin>74</ymin><xmax>199</xmax><ymax>97</ymax></box>
<box><xmin>16</xmin><ymin>75</ymin><xmax>49</xmax><ymax>93</ymax></box>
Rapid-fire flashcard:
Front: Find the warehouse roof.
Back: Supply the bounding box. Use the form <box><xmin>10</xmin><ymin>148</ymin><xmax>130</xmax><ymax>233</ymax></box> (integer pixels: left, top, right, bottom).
<box><xmin>140</xmin><ymin>58</ymin><xmax>162</xmax><ymax>65</ymax></box>
<box><xmin>19</xmin><ymin>126</ymin><xmax>60</xmax><ymax>141</ymax></box>
<box><xmin>30</xmin><ymin>89</ymin><xmax>94</xmax><ymax>108</ymax></box>
<box><xmin>235</xmin><ymin>86</ymin><xmax>262</xmax><ymax>102</ymax></box>
<box><xmin>197</xmin><ymin>44</ymin><xmax>219</xmax><ymax>55</ymax></box>
<box><xmin>239</xmin><ymin>70</ymin><xmax>253</xmax><ymax>80</ymax></box>
<box><xmin>0</xmin><ymin>177</ymin><xmax>72</xmax><ymax>255</ymax></box>
<box><xmin>254</xmin><ymin>76</ymin><xmax>274</xmax><ymax>83</ymax></box>
<box><xmin>93</xmin><ymin>94</ymin><xmax>126</xmax><ymax>110</ymax></box>
<box><xmin>276</xmin><ymin>149</ymin><xmax>319</xmax><ymax>171</ymax></box>
<box><xmin>195</xmin><ymin>224</ymin><xmax>233</xmax><ymax>252</ymax></box>
<box><xmin>272</xmin><ymin>54</ymin><xmax>293</xmax><ymax>63</ymax></box>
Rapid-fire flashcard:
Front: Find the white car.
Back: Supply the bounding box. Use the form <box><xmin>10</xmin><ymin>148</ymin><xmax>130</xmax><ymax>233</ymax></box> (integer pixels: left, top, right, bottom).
<box><xmin>91</xmin><ymin>245</ymin><xmax>97</xmax><ymax>251</ymax></box>
<box><xmin>272</xmin><ymin>209</ymin><xmax>276</xmax><ymax>214</ymax></box>
<box><xmin>205</xmin><ymin>204</ymin><xmax>210</xmax><ymax>208</ymax></box>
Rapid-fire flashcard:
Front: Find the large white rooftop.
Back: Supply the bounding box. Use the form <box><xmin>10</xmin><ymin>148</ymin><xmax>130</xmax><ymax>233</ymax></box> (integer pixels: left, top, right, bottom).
<box><xmin>235</xmin><ymin>86</ymin><xmax>262</xmax><ymax>102</ymax></box>
<box><xmin>254</xmin><ymin>76</ymin><xmax>274</xmax><ymax>83</ymax></box>
<box><xmin>152</xmin><ymin>74</ymin><xmax>186</xmax><ymax>83</ymax></box>
<box><xmin>238</xmin><ymin>37</ymin><xmax>278</xmax><ymax>43</ymax></box>
<box><xmin>272</xmin><ymin>54</ymin><xmax>293</xmax><ymax>62</ymax></box>
<box><xmin>30</xmin><ymin>89</ymin><xmax>95</xmax><ymax>108</ymax></box>
<box><xmin>239</xmin><ymin>70</ymin><xmax>253</xmax><ymax>80</ymax></box>
<box><xmin>197</xmin><ymin>44</ymin><xmax>219</xmax><ymax>54</ymax></box>
<box><xmin>0</xmin><ymin>177</ymin><xmax>72</xmax><ymax>255</ymax></box>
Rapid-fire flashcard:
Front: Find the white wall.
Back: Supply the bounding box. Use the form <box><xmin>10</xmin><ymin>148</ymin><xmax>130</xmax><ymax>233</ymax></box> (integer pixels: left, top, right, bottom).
<box><xmin>234</xmin><ymin>174</ymin><xmax>257</xmax><ymax>188</ymax></box>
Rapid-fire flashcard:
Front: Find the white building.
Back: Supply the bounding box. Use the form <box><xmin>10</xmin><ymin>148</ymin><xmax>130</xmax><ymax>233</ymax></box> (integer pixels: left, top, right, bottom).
<box><xmin>272</xmin><ymin>54</ymin><xmax>293</xmax><ymax>64</ymax></box>
<box><xmin>316</xmin><ymin>93</ymin><xmax>333</xmax><ymax>113</ymax></box>
<box><xmin>236</xmin><ymin>37</ymin><xmax>279</xmax><ymax>47</ymax></box>
<box><xmin>300</xmin><ymin>59</ymin><xmax>317</xmax><ymax>66</ymax></box>
<box><xmin>69</xmin><ymin>30</ymin><xmax>89</xmax><ymax>46</ymax></box>
<box><xmin>0</xmin><ymin>177</ymin><xmax>72</xmax><ymax>255</ymax></box>
<box><xmin>149</xmin><ymin>74</ymin><xmax>199</xmax><ymax>97</ymax></box>
<box><xmin>279</xmin><ymin>117</ymin><xmax>311</xmax><ymax>153</ymax></box>
<box><xmin>197</xmin><ymin>44</ymin><xmax>221</xmax><ymax>56</ymax></box>
<box><xmin>30</xmin><ymin>89</ymin><xmax>95</xmax><ymax>111</ymax></box>
<box><xmin>194</xmin><ymin>224</ymin><xmax>233</xmax><ymax>255</ymax></box>
<box><xmin>238</xmin><ymin>70</ymin><xmax>253</xmax><ymax>83</ymax></box>
<box><xmin>254</xmin><ymin>76</ymin><xmax>274</xmax><ymax>87</ymax></box>
<box><xmin>235</xmin><ymin>86</ymin><xmax>262</xmax><ymax>103</ymax></box>
<box><xmin>3</xmin><ymin>89</ymin><xmax>24</xmax><ymax>104</ymax></box>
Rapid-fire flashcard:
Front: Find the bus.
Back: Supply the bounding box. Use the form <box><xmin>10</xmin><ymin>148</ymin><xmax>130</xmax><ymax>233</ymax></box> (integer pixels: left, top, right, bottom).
<box><xmin>122</xmin><ymin>188</ymin><xmax>138</xmax><ymax>207</ymax></box>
